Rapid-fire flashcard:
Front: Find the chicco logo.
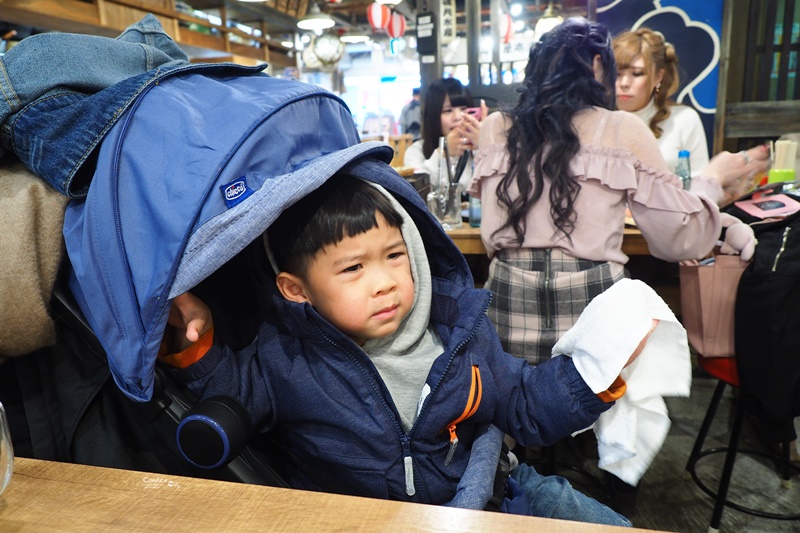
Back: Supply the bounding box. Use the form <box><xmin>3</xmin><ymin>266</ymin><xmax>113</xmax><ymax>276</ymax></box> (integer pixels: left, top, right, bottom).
<box><xmin>224</xmin><ymin>180</ymin><xmax>247</xmax><ymax>201</ymax></box>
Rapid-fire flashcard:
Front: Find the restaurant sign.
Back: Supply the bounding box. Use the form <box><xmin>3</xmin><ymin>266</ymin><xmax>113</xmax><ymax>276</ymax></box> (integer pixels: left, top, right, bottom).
<box><xmin>440</xmin><ymin>0</ymin><xmax>456</xmax><ymax>44</ymax></box>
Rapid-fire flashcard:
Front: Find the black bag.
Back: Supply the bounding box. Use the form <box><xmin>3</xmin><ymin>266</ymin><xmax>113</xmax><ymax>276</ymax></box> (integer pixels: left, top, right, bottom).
<box><xmin>727</xmin><ymin>183</ymin><xmax>800</xmax><ymax>442</ymax></box>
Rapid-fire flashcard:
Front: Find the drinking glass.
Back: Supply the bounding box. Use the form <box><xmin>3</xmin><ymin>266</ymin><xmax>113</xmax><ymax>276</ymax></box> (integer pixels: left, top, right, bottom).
<box><xmin>0</xmin><ymin>402</ymin><xmax>13</xmax><ymax>495</ymax></box>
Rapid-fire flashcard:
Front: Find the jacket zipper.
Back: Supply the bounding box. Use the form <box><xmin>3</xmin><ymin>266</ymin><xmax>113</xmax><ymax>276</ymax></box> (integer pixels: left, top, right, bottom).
<box><xmin>313</xmin><ymin>287</ymin><xmax>491</xmax><ymax>501</ymax></box>
<box><xmin>314</xmin><ymin>323</ymin><xmax>421</xmax><ymax>498</ymax></box>
<box><xmin>415</xmin><ymin>291</ymin><xmax>490</xmax><ymax>429</ymax></box>
<box><xmin>401</xmin><ymin>437</ymin><xmax>415</xmax><ymax>496</ymax></box>
<box><xmin>771</xmin><ymin>227</ymin><xmax>791</xmax><ymax>272</ymax></box>
<box><xmin>544</xmin><ymin>248</ymin><xmax>553</xmax><ymax>329</ymax></box>
<box><xmin>443</xmin><ymin>364</ymin><xmax>482</xmax><ymax>466</ymax></box>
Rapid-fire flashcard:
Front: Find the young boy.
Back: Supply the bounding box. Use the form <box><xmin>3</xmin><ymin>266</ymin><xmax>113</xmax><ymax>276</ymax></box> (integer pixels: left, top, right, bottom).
<box><xmin>162</xmin><ymin>175</ymin><xmax>647</xmax><ymax>526</ymax></box>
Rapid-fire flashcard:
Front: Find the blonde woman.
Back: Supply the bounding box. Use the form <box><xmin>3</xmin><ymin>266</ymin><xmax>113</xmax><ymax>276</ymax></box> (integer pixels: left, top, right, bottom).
<box><xmin>613</xmin><ymin>28</ymin><xmax>709</xmax><ymax>175</ymax></box>
<box><xmin>613</xmin><ymin>28</ymin><xmax>768</xmax><ymax>204</ymax></box>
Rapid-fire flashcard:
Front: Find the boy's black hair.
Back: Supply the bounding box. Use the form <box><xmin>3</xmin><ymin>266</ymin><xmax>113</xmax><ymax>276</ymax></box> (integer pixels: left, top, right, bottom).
<box><xmin>268</xmin><ymin>175</ymin><xmax>404</xmax><ymax>277</ymax></box>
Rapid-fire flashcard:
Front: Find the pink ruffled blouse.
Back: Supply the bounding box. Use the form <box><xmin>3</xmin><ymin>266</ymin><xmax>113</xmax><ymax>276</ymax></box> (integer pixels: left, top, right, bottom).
<box><xmin>468</xmin><ymin>108</ymin><xmax>722</xmax><ymax>264</ymax></box>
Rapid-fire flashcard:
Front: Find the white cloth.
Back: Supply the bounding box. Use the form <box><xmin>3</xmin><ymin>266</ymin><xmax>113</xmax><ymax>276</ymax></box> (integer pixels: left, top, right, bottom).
<box><xmin>551</xmin><ymin>278</ymin><xmax>691</xmax><ymax>486</ymax></box>
<box><xmin>633</xmin><ymin>98</ymin><xmax>710</xmax><ymax>177</ymax></box>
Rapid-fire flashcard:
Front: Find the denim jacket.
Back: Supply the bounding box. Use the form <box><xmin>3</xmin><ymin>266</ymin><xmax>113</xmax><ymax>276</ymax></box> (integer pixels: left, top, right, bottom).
<box><xmin>0</xmin><ymin>14</ymin><xmax>262</xmax><ymax>197</ymax></box>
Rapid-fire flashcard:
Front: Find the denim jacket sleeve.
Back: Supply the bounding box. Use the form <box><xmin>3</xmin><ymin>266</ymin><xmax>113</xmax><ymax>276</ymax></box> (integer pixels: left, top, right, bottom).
<box><xmin>0</xmin><ymin>14</ymin><xmax>262</xmax><ymax>197</ymax></box>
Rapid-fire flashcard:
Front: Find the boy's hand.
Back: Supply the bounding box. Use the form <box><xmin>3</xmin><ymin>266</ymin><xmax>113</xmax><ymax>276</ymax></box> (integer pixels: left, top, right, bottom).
<box><xmin>625</xmin><ymin>319</ymin><xmax>659</xmax><ymax>368</ymax></box>
<box><xmin>167</xmin><ymin>292</ymin><xmax>213</xmax><ymax>353</ymax></box>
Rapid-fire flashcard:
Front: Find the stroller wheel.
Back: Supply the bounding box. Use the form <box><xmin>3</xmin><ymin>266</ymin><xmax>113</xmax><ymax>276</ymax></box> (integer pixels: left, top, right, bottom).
<box><xmin>177</xmin><ymin>396</ymin><xmax>251</xmax><ymax>469</ymax></box>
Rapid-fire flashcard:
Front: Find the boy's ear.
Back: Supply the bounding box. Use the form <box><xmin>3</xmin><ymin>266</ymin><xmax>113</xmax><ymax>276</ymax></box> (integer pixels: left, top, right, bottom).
<box><xmin>276</xmin><ymin>272</ymin><xmax>310</xmax><ymax>304</ymax></box>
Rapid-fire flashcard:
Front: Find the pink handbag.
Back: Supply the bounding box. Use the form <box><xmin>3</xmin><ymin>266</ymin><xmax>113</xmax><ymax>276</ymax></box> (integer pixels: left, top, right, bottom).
<box><xmin>679</xmin><ymin>255</ymin><xmax>747</xmax><ymax>357</ymax></box>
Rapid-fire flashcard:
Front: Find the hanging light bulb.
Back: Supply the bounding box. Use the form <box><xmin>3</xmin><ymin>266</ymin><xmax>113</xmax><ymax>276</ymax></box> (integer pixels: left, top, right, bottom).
<box><xmin>297</xmin><ymin>3</ymin><xmax>336</xmax><ymax>31</ymax></box>
<box><xmin>341</xmin><ymin>31</ymin><xmax>371</xmax><ymax>44</ymax></box>
<box><xmin>534</xmin><ymin>2</ymin><xmax>563</xmax><ymax>42</ymax></box>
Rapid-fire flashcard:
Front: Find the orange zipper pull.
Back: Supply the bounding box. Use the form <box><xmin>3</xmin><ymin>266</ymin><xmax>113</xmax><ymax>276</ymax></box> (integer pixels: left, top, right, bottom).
<box><xmin>444</xmin><ymin>424</ymin><xmax>459</xmax><ymax>466</ymax></box>
<box><xmin>442</xmin><ymin>366</ymin><xmax>483</xmax><ymax>467</ymax></box>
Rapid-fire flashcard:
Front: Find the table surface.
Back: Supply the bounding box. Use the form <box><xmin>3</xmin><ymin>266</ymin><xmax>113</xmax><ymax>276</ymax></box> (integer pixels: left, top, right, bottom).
<box><xmin>446</xmin><ymin>226</ymin><xmax>650</xmax><ymax>257</ymax></box>
<box><xmin>0</xmin><ymin>458</ymin><xmax>664</xmax><ymax>532</ymax></box>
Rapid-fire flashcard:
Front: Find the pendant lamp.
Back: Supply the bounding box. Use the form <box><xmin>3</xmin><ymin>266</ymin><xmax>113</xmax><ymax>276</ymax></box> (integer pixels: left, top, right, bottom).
<box><xmin>298</xmin><ymin>3</ymin><xmax>336</xmax><ymax>31</ymax></box>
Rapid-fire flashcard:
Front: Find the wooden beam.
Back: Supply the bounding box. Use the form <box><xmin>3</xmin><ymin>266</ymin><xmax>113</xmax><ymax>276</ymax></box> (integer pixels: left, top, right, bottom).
<box><xmin>0</xmin><ymin>0</ymin><xmax>290</xmax><ymax>61</ymax></box>
<box><xmin>724</xmin><ymin>100</ymin><xmax>800</xmax><ymax>139</ymax></box>
<box><xmin>0</xmin><ymin>0</ymin><xmax>112</xmax><ymax>36</ymax></box>
<box><xmin>713</xmin><ymin>0</ymin><xmax>734</xmax><ymax>154</ymax></box>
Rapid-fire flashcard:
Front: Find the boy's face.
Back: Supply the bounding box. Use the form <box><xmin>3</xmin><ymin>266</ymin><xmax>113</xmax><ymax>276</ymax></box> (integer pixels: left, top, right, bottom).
<box><xmin>277</xmin><ymin>214</ymin><xmax>415</xmax><ymax>346</ymax></box>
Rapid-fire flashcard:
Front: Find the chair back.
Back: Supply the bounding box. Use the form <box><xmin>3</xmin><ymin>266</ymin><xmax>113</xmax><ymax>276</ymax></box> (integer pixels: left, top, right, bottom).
<box><xmin>388</xmin><ymin>134</ymin><xmax>414</xmax><ymax>168</ymax></box>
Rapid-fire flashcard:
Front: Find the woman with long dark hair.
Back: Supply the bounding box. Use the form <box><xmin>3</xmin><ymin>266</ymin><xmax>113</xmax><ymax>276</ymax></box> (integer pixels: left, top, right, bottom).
<box><xmin>470</xmin><ymin>18</ymin><xmax>761</xmax><ymax>366</ymax></box>
<box><xmin>469</xmin><ymin>17</ymin><xmax>763</xmax><ymax>513</ymax></box>
<box><xmin>404</xmin><ymin>78</ymin><xmax>487</xmax><ymax>189</ymax></box>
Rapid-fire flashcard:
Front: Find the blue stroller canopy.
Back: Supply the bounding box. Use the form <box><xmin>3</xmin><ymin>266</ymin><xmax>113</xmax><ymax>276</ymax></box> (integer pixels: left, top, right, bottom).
<box><xmin>62</xmin><ymin>70</ymin><xmax>396</xmax><ymax>401</ymax></box>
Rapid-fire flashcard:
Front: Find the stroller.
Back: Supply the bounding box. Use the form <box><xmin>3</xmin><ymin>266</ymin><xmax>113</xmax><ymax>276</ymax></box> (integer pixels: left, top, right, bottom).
<box><xmin>3</xmin><ymin>49</ymin><xmax>478</xmax><ymax>490</ymax></box>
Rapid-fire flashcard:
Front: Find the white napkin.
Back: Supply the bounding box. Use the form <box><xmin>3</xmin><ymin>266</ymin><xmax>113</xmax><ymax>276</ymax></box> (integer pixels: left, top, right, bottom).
<box><xmin>551</xmin><ymin>279</ymin><xmax>691</xmax><ymax>486</ymax></box>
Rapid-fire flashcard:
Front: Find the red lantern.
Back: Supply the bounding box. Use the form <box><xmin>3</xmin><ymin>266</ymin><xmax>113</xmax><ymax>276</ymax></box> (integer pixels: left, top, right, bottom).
<box><xmin>502</xmin><ymin>13</ymin><xmax>514</xmax><ymax>44</ymax></box>
<box><xmin>367</xmin><ymin>3</ymin><xmax>391</xmax><ymax>31</ymax></box>
<box><xmin>386</xmin><ymin>13</ymin><xmax>406</xmax><ymax>39</ymax></box>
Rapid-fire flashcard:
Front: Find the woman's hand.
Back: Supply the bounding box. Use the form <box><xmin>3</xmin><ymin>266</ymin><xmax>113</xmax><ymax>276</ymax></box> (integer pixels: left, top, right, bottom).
<box><xmin>445</xmin><ymin>100</ymin><xmax>488</xmax><ymax>157</ymax></box>
<box><xmin>705</xmin><ymin>144</ymin><xmax>770</xmax><ymax>202</ymax></box>
<box><xmin>446</xmin><ymin>126</ymin><xmax>470</xmax><ymax>159</ymax></box>
<box><xmin>460</xmin><ymin>99</ymin><xmax>488</xmax><ymax>149</ymax></box>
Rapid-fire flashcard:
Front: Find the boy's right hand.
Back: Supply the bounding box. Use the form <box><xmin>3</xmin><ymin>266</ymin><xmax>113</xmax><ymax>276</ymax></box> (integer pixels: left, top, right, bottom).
<box><xmin>167</xmin><ymin>292</ymin><xmax>213</xmax><ymax>353</ymax></box>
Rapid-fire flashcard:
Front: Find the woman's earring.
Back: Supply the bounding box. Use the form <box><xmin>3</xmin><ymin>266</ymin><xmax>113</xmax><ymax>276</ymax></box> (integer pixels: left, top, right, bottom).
<box><xmin>655</xmin><ymin>82</ymin><xmax>662</xmax><ymax>94</ymax></box>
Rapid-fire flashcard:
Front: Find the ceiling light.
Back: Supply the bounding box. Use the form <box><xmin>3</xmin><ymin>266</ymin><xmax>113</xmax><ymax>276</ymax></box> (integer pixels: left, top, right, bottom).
<box><xmin>297</xmin><ymin>4</ymin><xmax>336</xmax><ymax>31</ymax></box>
<box><xmin>341</xmin><ymin>33</ymin><xmax>371</xmax><ymax>44</ymax></box>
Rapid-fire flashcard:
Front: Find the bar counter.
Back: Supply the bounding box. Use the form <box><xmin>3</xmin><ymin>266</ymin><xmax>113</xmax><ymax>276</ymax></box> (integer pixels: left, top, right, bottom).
<box><xmin>0</xmin><ymin>458</ymin><xmax>665</xmax><ymax>532</ymax></box>
<box><xmin>446</xmin><ymin>226</ymin><xmax>650</xmax><ymax>257</ymax></box>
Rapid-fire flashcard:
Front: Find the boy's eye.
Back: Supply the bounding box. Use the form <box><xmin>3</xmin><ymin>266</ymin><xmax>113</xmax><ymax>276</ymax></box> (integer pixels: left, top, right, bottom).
<box><xmin>388</xmin><ymin>252</ymin><xmax>405</xmax><ymax>260</ymax></box>
<box><xmin>341</xmin><ymin>264</ymin><xmax>362</xmax><ymax>273</ymax></box>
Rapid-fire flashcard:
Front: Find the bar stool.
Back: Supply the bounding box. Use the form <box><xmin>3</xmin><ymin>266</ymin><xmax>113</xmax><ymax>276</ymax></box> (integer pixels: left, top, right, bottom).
<box><xmin>685</xmin><ymin>355</ymin><xmax>800</xmax><ymax>532</ymax></box>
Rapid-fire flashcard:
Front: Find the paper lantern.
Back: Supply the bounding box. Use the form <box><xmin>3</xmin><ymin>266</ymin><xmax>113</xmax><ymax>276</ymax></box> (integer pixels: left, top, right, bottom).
<box><xmin>386</xmin><ymin>13</ymin><xmax>406</xmax><ymax>39</ymax></box>
<box><xmin>367</xmin><ymin>3</ymin><xmax>391</xmax><ymax>31</ymax></box>
<box><xmin>502</xmin><ymin>13</ymin><xmax>514</xmax><ymax>44</ymax></box>
<box><xmin>313</xmin><ymin>33</ymin><xmax>345</xmax><ymax>65</ymax></box>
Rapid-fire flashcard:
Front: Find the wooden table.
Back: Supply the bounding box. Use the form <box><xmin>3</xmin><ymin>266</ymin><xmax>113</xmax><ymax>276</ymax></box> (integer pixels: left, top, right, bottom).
<box><xmin>0</xmin><ymin>458</ymin><xmax>663</xmax><ymax>532</ymax></box>
<box><xmin>446</xmin><ymin>226</ymin><xmax>650</xmax><ymax>257</ymax></box>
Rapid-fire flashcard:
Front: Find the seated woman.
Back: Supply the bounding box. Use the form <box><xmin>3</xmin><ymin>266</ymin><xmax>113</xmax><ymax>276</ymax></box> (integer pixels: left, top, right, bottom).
<box><xmin>469</xmin><ymin>16</ymin><xmax>759</xmax><ymax>513</ymax></box>
<box><xmin>612</xmin><ymin>28</ymin><xmax>768</xmax><ymax>205</ymax></box>
<box><xmin>403</xmin><ymin>78</ymin><xmax>488</xmax><ymax>191</ymax></box>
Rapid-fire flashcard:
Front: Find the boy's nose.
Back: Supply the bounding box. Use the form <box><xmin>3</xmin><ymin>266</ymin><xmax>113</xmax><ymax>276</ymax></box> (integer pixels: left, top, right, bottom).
<box><xmin>372</xmin><ymin>269</ymin><xmax>397</xmax><ymax>295</ymax></box>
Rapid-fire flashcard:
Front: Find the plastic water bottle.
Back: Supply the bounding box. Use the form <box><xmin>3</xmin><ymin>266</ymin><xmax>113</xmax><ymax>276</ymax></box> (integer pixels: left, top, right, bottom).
<box><xmin>676</xmin><ymin>150</ymin><xmax>691</xmax><ymax>190</ymax></box>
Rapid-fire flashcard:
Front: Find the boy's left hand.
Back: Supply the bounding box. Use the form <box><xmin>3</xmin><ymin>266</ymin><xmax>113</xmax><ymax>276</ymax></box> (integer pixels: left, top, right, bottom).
<box><xmin>167</xmin><ymin>292</ymin><xmax>213</xmax><ymax>353</ymax></box>
<box><xmin>625</xmin><ymin>319</ymin><xmax>659</xmax><ymax>368</ymax></box>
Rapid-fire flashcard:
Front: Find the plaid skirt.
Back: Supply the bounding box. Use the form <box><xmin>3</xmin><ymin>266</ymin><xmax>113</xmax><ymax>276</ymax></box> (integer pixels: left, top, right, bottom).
<box><xmin>486</xmin><ymin>248</ymin><xmax>626</xmax><ymax>366</ymax></box>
